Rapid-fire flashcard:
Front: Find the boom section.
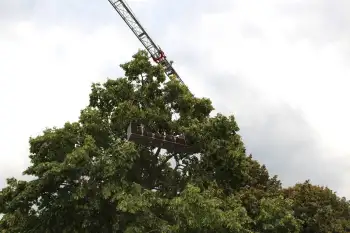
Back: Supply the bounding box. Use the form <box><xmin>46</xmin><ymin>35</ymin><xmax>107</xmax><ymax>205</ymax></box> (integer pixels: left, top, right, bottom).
<box><xmin>107</xmin><ymin>0</ymin><xmax>184</xmax><ymax>84</ymax></box>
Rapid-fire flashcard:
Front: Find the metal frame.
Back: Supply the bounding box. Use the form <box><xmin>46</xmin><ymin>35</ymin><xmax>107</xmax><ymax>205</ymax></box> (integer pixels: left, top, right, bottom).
<box><xmin>127</xmin><ymin>122</ymin><xmax>197</xmax><ymax>153</ymax></box>
<box><xmin>107</xmin><ymin>0</ymin><xmax>197</xmax><ymax>153</ymax></box>
<box><xmin>107</xmin><ymin>0</ymin><xmax>184</xmax><ymax>84</ymax></box>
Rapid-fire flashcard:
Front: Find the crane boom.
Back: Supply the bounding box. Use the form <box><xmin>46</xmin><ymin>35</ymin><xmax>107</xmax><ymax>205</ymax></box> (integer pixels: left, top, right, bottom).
<box><xmin>107</xmin><ymin>0</ymin><xmax>197</xmax><ymax>153</ymax></box>
<box><xmin>107</xmin><ymin>0</ymin><xmax>184</xmax><ymax>84</ymax></box>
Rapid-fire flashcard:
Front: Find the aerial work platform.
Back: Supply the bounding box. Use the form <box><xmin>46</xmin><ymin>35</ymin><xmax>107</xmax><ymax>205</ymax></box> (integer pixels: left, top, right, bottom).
<box><xmin>127</xmin><ymin>122</ymin><xmax>197</xmax><ymax>153</ymax></box>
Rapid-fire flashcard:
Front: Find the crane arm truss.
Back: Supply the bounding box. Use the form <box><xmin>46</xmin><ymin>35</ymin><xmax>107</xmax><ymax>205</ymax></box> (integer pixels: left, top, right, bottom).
<box><xmin>107</xmin><ymin>0</ymin><xmax>184</xmax><ymax>84</ymax></box>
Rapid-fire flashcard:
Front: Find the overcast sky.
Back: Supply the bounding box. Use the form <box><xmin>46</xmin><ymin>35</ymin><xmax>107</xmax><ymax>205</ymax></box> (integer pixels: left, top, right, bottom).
<box><xmin>0</xmin><ymin>0</ymin><xmax>349</xmax><ymax>198</ymax></box>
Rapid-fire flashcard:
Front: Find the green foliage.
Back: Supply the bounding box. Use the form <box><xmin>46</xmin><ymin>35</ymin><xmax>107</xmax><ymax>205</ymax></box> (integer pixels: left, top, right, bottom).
<box><xmin>284</xmin><ymin>180</ymin><xmax>350</xmax><ymax>233</ymax></box>
<box><xmin>255</xmin><ymin>196</ymin><xmax>302</xmax><ymax>233</ymax></box>
<box><xmin>0</xmin><ymin>50</ymin><xmax>349</xmax><ymax>232</ymax></box>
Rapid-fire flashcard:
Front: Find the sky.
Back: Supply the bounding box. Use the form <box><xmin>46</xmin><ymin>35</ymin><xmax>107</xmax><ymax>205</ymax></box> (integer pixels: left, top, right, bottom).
<box><xmin>0</xmin><ymin>0</ymin><xmax>349</xmax><ymax>197</ymax></box>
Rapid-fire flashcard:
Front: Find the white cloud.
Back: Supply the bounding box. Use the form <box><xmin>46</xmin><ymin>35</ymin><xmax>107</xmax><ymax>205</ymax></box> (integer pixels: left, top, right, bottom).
<box><xmin>0</xmin><ymin>20</ymin><xmax>140</xmax><ymax>187</ymax></box>
<box><xmin>160</xmin><ymin>0</ymin><xmax>350</xmax><ymax>196</ymax></box>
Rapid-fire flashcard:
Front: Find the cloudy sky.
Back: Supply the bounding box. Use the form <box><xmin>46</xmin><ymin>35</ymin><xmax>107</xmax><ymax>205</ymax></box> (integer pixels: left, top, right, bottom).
<box><xmin>0</xmin><ymin>0</ymin><xmax>349</xmax><ymax>197</ymax></box>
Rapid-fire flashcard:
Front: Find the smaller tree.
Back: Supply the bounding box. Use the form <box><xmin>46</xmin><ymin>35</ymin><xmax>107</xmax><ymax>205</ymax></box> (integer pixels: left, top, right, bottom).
<box><xmin>284</xmin><ymin>180</ymin><xmax>350</xmax><ymax>233</ymax></box>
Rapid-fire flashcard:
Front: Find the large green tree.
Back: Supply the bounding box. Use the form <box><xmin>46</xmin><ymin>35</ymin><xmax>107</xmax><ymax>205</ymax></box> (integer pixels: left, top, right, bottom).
<box><xmin>0</xmin><ymin>50</ymin><xmax>347</xmax><ymax>232</ymax></box>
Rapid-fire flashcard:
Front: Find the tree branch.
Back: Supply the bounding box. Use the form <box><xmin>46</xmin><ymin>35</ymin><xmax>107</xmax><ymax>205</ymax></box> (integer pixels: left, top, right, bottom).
<box><xmin>154</xmin><ymin>147</ymin><xmax>161</xmax><ymax>157</ymax></box>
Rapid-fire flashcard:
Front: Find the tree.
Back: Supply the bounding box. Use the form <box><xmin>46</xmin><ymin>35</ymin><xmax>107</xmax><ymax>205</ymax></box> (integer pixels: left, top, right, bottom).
<box><xmin>283</xmin><ymin>180</ymin><xmax>350</xmax><ymax>233</ymax></box>
<box><xmin>0</xmin><ymin>50</ymin><xmax>345</xmax><ymax>232</ymax></box>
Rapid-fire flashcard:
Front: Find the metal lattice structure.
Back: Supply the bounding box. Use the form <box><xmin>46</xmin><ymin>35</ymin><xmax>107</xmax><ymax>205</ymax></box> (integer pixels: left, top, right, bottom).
<box><xmin>127</xmin><ymin>122</ymin><xmax>196</xmax><ymax>153</ymax></box>
<box><xmin>107</xmin><ymin>0</ymin><xmax>197</xmax><ymax>153</ymax></box>
<box><xmin>107</xmin><ymin>0</ymin><xmax>184</xmax><ymax>84</ymax></box>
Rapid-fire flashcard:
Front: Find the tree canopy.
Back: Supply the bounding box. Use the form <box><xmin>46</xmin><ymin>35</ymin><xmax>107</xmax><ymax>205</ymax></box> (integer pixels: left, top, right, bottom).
<box><xmin>0</xmin><ymin>50</ymin><xmax>349</xmax><ymax>232</ymax></box>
